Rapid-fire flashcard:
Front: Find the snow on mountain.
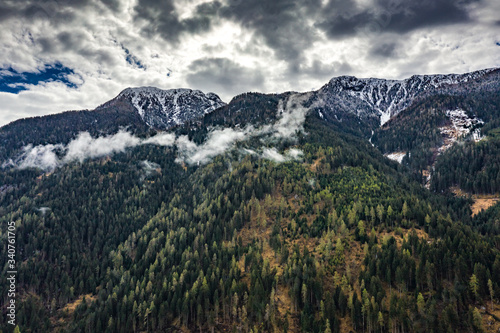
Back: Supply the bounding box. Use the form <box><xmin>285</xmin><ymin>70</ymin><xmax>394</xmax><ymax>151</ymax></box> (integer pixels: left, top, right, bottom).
<box><xmin>438</xmin><ymin>109</ymin><xmax>484</xmax><ymax>154</ymax></box>
<box><xmin>117</xmin><ymin>87</ymin><xmax>226</xmax><ymax>130</ymax></box>
<box><xmin>316</xmin><ymin>68</ymin><xmax>496</xmax><ymax>126</ymax></box>
<box><xmin>91</xmin><ymin>68</ymin><xmax>498</xmax><ymax>135</ymax></box>
<box><xmin>385</xmin><ymin>152</ymin><xmax>406</xmax><ymax>164</ymax></box>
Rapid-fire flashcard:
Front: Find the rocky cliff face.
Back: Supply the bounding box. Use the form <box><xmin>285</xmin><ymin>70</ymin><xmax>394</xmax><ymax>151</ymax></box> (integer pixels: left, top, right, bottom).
<box><xmin>115</xmin><ymin>87</ymin><xmax>226</xmax><ymax>129</ymax></box>
<box><xmin>315</xmin><ymin>68</ymin><xmax>498</xmax><ymax>126</ymax></box>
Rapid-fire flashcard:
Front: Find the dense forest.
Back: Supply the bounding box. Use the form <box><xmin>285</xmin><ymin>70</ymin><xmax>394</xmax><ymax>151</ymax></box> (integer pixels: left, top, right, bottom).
<box><xmin>432</xmin><ymin>137</ymin><xmax>500</xmax><ymax>194</ymax></box>
<box><xmin>1</xmin><ymin>109</ymin><xmax>499</xmax><ymax>332</ymax></box>
<box><xmin>0</xmin><ymin>98</ymin><xmax>148</xmax><ymax>161</ymax></box>
<box><xmin>372</xmin><ymin>91</ymin><xmax>500</xmax><ymax>187</ymax></box>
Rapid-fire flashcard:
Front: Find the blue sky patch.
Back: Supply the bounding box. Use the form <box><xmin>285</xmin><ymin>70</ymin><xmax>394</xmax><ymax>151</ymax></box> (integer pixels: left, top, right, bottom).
<box><xmin>122</xmin><ymin>45</ymin><xmax>146</xmax><ymax>69</ymax></box>
<box><xmin>0</xmin><ymin>63</ymin><xmax>79</xmax><ymax>94</ymax></box>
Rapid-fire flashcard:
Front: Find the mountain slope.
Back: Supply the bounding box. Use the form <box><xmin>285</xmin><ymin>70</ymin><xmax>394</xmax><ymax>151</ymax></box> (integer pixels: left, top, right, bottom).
<box><xmin>1</xmin><ymin>68</ymin><xmax>500</xmax><ymax>333</ymax></box>
<box><xmin>314</xmin><ymin>68</ymin><xmax>499</xmax><ymax>131</ymax></box>
<box><xmin>1</xmin><ymin>79</ymin><xmax>500</xmax><ymax>332</ymax></box>
<box><xmin>0</xmin><ymin>98</ymin><xmax>147</xmax><ymax>161</ymax></box>
<box><xmin>2</xmin><ymin>67</ymin><xmax>497</xmax><ymax>163</ymax></box>
<box><xmin>112</xmin><ymin>87</ymin><xmax>225</xmax><ymax>129</ymax></box>
<box><xmin>0</xmin><ymin>87</ymin><xmax>225</xmax><ymax>161</ymax></box>
<box><xmin>371</xmin><ymin>85</ymin><xmax>500</xmax><ymax>187</ymax></box>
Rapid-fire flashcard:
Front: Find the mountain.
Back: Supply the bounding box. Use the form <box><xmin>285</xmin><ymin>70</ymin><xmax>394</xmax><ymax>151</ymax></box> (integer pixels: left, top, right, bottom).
<box><xmin>1</xmin><ymin>68</ymin><xmax>500</xmax><ymax>333</ymax></box>
<box><xmin>314</xmin><ymin>68</ymin><xmax>499</xmax><ymax>129</ymax></box>
<box><xmin>0</xmin><ymin>87</ymin><xmax>225</xmax><ymax>161</ymax></box>
<box><xmin>370</xmin><ymin>69</ymin><xmax>500</xmax><ymax>188</ymax></box>
<box><xmin>3</xmin><ymin>68</ymin><xmax>498</xmax><ymax>161</ymax></box>
<box><xmin>108</xmin><ymin>87</ymin><xmax>226</xmax><ymax>129</ymax></box>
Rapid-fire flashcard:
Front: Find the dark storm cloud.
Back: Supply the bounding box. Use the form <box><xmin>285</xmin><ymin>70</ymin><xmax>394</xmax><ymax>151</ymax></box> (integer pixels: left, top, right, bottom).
<box><xmin>290</xmin><ymin>60</ymin><xmax>352</xmax><ymax>80</ymax></box>
<box><xmin>35</xmin><ymin>30</ymin><xmax>117</xmax><ymax>66</ymax></box>
<box><xmin>0</xmin><ymin>0</ymin><xmax>95</xmax><ymax>24</ymax></box>
<box><xmin>318</xmin><ymin>0</ymin><xmax>480</xmax><ymax>39</ymax></box>
<box><xmin>79</xmin><ymin>48</ymin><xmax>117</xmax><ymax>66</ymax></box>
<box><xmin>186</xmin><ymin>57</ymin><xmax>264</xmax><ymax>96</ymax></box>
<box><xmin>100</xmin><ymin>0</ymin><xmax>121</xmax><ymax>12</ymax></box>
<box><xmin>130</xmin><ymin>0</ymin><xmax>323</xmax><ymax>67</ymax></box>
<box><xmin>369</xmin><ymin>42</ymin><xmax>398</xmax><ymax>58</ymax></box>
<box><xmin>133</xmin><ymin>0</ymin><xmax>217</xmax><ymax>43</ymax></box>
<box><xmin>0</xmin><ymin>0</ymin><xmax>484</xmax><ymax>61</ymax></box>
<box><xmin>0</xmin><ymin>4</ymin><xmax>15</xmax><ymax>22</ymax></box>
<box><xmin>195</xmin><ymin>1</ymin><xmax>223</xmax><ymax>16</ymax></box>
<box><xmin>380</xmin><ymin>0</ymin><xmax>477</xmax><ymax>31</ymax></box>
<box><xmin>37</xmin><ymin>37</ymin><xmax>57</xmax><ymax>53</ymax></box>
<box><xmin>127</xmin><ymin>0</ymin><xmax>481</xmax><ymax>75</ymax></box>
<box><xmin>219</xmin><ymin>0</ymin><xmax>322</xmax><ymax>65</ymax></box>
<box><xmin>57</xmin><ymin>31</ymin><xmax>86</xmax><ymax>51</ymax></box>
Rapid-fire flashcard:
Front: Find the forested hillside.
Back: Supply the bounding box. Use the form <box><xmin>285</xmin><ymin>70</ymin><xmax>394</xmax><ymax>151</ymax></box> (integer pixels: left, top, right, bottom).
<box><xmin>1</xmin><ymin>110</ymin><xmax>499</xmax><ymax>332</ymax></box>
<box><xmin>432</xmin><ymin>137</ymin><xmax>500</xmax><ymax>194</ymax></box>
<box><xmin>0</xmin><ymin>99</ymin><xmax>148</xmax><ymax>161</ymax></box>
<box><xmin>372</xmin><ymin>90</ymin><xmax>500</xmax><ymax>187</ymax></box>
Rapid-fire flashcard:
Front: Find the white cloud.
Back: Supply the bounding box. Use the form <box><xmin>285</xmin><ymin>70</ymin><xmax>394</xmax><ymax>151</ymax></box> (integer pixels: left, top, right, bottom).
<box><xmin>63</xmin><ymin>131</ymin><xmax>142</xmax><ymax>162</ymax></box>
<box><xmin>273</xmin><ymin>93</ymin><xmax>313</xmax><ymax>139</ymax></box>
<box><xmin>261</xmin><ymin>148</ymin><xmax>287</xmax><ymax>163</ymax></box>
<box><xmin>286</xmin><ymin>148</ymin><xmax>304</xmax><ymax>160</ymax></box>
<box><xmin>261</xmin><ymin>147</ymin><xmax>303</xmax><ymax>163</ymax></box>
<box><xmin>10</xmin><ymin>130</ymin><xmax>175</xmax><ymax>170</ymax></box>
<box><xmin>7</xmin><ymin>92</ymin><xmax>312</xmax><ymax>170</ymax></box>
<box><xmin>139</xmin><ymin>160</ymin><xmax>161</xmax><ymax>180</ymax></box>
<box><xmin>0</xmin><ymin>0</ymin><xmax>498</xmax><ymax>128</ymax></box>
<box><xmin>142</xmin><ymin>132</ymin><xmax>176</xmax><ymax>146</ymax></box>
<box><xmin>176</xmin><ymin>127</ymin><xmax>249</xmax><ymax>165</ymax></box>
<box><xmin>17</xmin><ymin>143</ymin><xmax>63</xmax><ymax>170</ymax></box>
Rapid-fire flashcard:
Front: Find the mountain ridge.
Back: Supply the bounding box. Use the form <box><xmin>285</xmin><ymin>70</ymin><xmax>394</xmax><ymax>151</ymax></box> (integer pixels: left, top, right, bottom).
<box><xmin>100</xmin><ymin>86</ymin><xmax>226</xmax><ymax>130</ymax></box>
<box><xmin>2</xmin><ymin>67</ymin><xmax>499</xmax><ymax>133</ymax></box>
<box><xmin>316</xmin><ymin>67</ymin><xmax>499</xmax><ymax>126</ymax></box>
<box><xmin>1</xmin><ymin>67</ymin><xmax>500</xmax><ymax>333</ymax></box>
<box><xmin>1</xmin><ymin>67</ymin><xmax>499</xmax><ymax>165</ymax></box>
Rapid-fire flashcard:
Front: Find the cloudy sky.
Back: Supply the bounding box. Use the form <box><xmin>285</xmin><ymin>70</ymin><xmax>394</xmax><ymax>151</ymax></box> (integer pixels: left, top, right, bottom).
<box><xmin>0</xmin><ymin>0</ymin><xmax>499</xmax><ymax>126</ymax></box>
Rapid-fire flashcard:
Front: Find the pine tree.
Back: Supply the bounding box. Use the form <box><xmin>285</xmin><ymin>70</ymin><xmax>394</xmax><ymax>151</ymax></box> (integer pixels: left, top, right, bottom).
<box><xmin>387</xmin><ymin>205</ymin><xmax>394</xmax><ymax>227</ymax></box>
<box><xmin>377</xmin><ymin>205</ymin><xmax>385</xmax><ymax>224</ymax></box>
<box><xmin>417</xmin><ymin>293</ymin><xmax>425</xmax><ymax>314</ymax></box>
<box><xmin>472</xmin><ymin>307</ymin><xmax>484</xmax><ymax>333</ymax></box>
<box><xmin>402</xmin><ymin>201</ymin><xmax>408</xmax><ymax>218</ymax></box>
<box><xmin>378</xmin><ymin>311</ymin><xmax>384</xmax><ymax>331</ymax></box>
<box><xmin>470</xmin><ymin>274</ymin><xmax>479</xmax><ymax>301</ymax></box>
<box><xmin>324</xmin><ymin>319</ymin><xmax>332</xmax><ymax>333</ymax></box>
<box><xmin>488</xmin><ymin>279</ymin><xmax>494</xmax><ymax>312</ymax></box>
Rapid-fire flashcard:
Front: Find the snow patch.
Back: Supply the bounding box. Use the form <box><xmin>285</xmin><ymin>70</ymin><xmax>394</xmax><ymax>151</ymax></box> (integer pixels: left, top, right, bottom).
<box><xmin>385</xmin><ymin>152</ymin><xmax>406</xmax><ymax>164</ymax></box>
<box><xmin>380</xmin><ymin>110</ymin><xmax>391</xmax><ymax>126</ymax></box>
<box><xmin>438</xmin><ymin>109</ymin><xmax>484</xmax><ymax>154</ymax></box>
<box><xmin>369</xmin><ymin>130</ymin><xmax>375</xmax><ymax>147</ymax></box>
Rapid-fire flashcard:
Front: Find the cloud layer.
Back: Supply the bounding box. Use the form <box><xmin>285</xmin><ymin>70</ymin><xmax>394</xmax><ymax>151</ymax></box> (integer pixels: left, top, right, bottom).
<box><xmin>5</xmin><ymin>130</ymin><xmax>176</xmax><ymax>170</ymax></box>
<box><xmin>5</xmin><ymin>93</ymin><xmax>310</xmax><ymax>170</ymax></box>
<box><xmin>0</xmin><ymin>0</ymin><xmax>499</xmax><ymax>126</ymax></box>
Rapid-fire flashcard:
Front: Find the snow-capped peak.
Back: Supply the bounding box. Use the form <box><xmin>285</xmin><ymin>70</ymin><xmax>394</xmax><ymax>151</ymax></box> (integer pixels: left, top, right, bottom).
<box><xmin>118</xmin><ymin>87</ymin><xmax>226</xmax><ymax>129</ymax></box>
<box><xmin>319</xmin><ymin>68</ymin><xmax>498</xmax><ymax>126</ymax></box>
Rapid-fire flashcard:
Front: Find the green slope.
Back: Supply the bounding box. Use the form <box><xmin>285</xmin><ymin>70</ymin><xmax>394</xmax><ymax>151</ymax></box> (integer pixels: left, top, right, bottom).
<box><xmin>1</xmin><ymin>112</ymin><xmax>498</xmax><ymax>333</ymax></box>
